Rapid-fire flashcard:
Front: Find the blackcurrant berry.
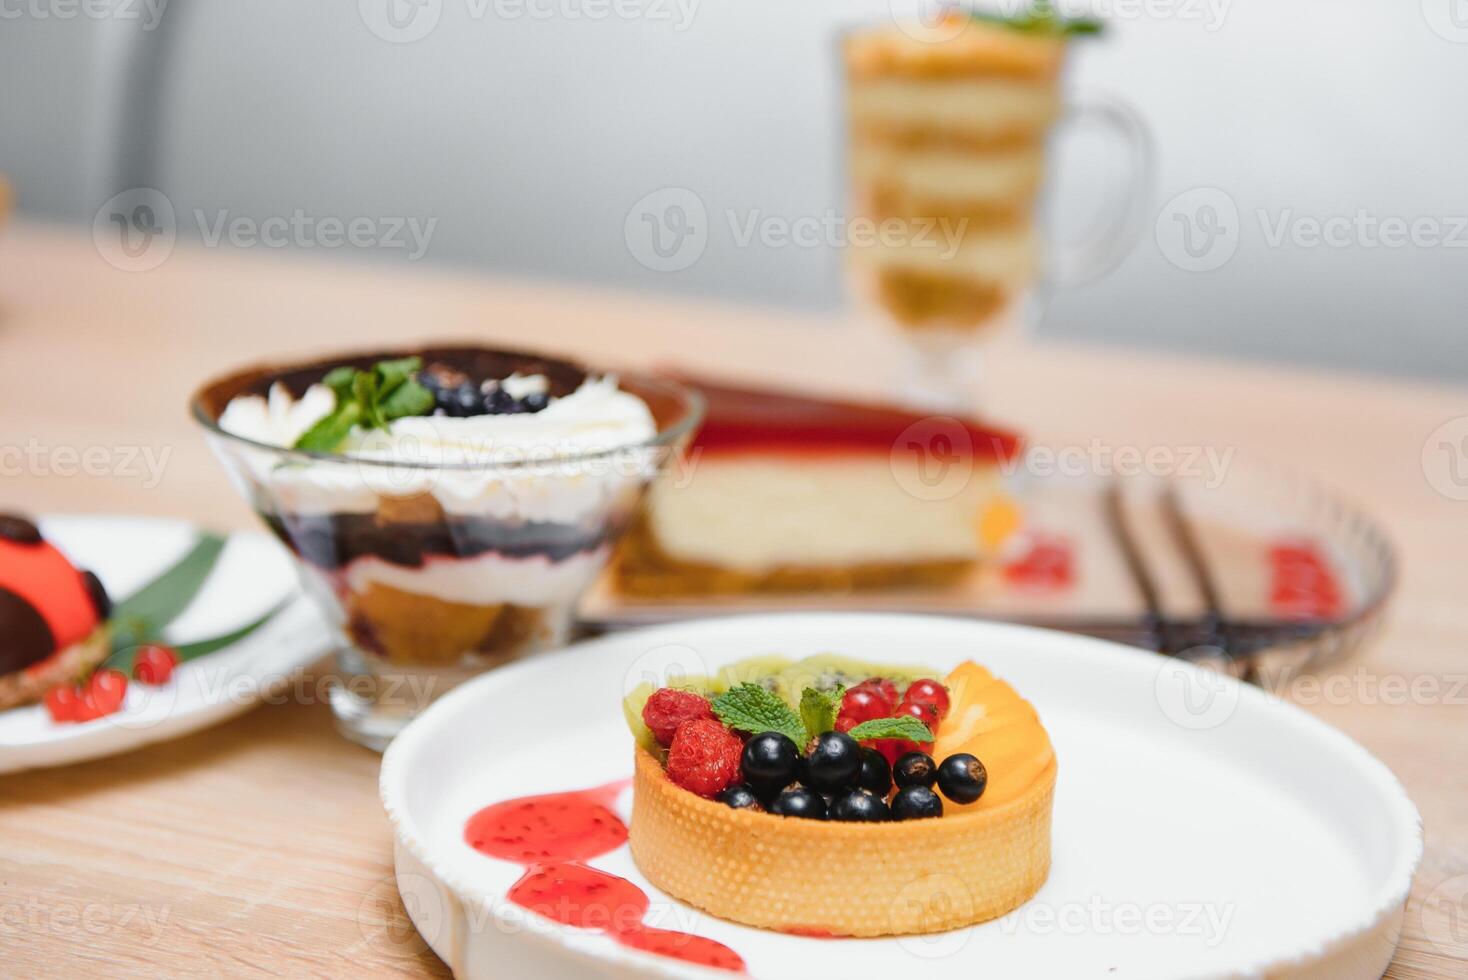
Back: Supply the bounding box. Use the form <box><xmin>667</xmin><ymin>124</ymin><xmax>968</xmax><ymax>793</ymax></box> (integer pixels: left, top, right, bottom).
<box><xmin>741</xmin><ymin>732</ymin><xmax>800</xmax><ymax>790</ymax></box>
<box><xmin>856</xmin><ymin>746</ymin><xmax>892</xmax><ymax>796</ymax></box>
<box><xmin>769</xmin><ymin>787</ymin><xmax>827</xmax><ymax>820</ymax></box>
<box><xmin>830</xmin><ymin>790</ymin><xmax>890</xmax><ymax>822</ymax></box>
<box><xmin>803</xmin><ymin>731</ymin><xmax>861</xmax><ymax>793</ymax></box>
<box><xmin>891</xmin><ymin>785</ymin><xmax>944</xmax><ymax>820</ymax></box>
<box><xmin>892</xmin><ymin>751</ymin><xmax>938</xmax><ymax>790</ymax></box>
<box><xmin>936</xmin><ymin>753</ymin><xmax>988</xmax><ymax>804</ymax></box>
<box><xmin>718</xmin><ymin>784</ymin><xmax>762</xmax><ymax>810</ymax></box>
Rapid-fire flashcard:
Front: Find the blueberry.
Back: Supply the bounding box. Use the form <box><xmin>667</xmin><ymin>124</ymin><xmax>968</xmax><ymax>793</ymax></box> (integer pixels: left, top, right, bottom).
<box><xmin>803</xmin><ymin>731</ymin><xmax>862</xmax><ymax>793</ymax></box>
<box><xmin>769</xmin><ymin>787</ymin><xmax>827</xmax><ymax>820</ymax></box>
<box><xmin>893</xmin><ymin>751</ymin><xmax>938</xmax><ymax>790</ymax></box>
<box><xmin>442</xmin><ymin>382</ymin><xmax>484</xmax><ymax>417</ymax></box>
<box><xmin>856</xmin><ymin>746</ymin><xmax>892</xmax><ymax>796</ymax></box>
<box><xmin>891</xmin><ymin>785</ymin><xmax>944</xmax><ymax>820</ymax></box>
<box><xmin>718</xmin><ymin>784</ymin><xmax>762</xmax><ymax>810</ymax></box>
<box><xmin>936</xmin><ymin>753</ymin><xmax>988</xmax><ymax>804</ymax></box>
<box><xmin>521</xmin><ymin>391</ymin><xmax>550</xmax><ymax>413</ymax></box>
<box><xmin>741</xmin><ymin>732</ymin><xmax>801</xmax><ymax>792</ymax></box>
<box><xmin>830</xmin><ymin>790</ymin><xmax>890</xmax><ymax>822</ymax></box>
<box><xmin>484</xmin><ymin>387</ymin><xmax>519</xmax><ymax>414</ymax></box>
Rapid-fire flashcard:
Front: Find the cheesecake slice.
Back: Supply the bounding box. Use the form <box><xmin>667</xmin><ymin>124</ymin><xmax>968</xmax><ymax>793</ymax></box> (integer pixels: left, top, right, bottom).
<box><xmin>614</xmin><ymin>377</ymin><xmax>1022</xmax><ymax>597</ymax></box>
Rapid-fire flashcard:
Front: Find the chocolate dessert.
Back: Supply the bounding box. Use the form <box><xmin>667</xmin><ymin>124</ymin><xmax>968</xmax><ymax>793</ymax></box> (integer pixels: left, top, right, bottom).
<box><xmin>0</xmin><ymin>514</ymin><xmax>112</xmax><ymax>708</ymax></box>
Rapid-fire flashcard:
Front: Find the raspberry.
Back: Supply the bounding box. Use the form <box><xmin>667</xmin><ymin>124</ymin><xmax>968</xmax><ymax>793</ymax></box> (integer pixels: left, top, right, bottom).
<box><xmin>665</xmin><ymin>719</ymin><xmax>742</xmax><ymax>798</ymax></box>
<box><xmin>642</xmin><ymin>688</ymin><xmax>714</xmax><ymax>747</ymax></box>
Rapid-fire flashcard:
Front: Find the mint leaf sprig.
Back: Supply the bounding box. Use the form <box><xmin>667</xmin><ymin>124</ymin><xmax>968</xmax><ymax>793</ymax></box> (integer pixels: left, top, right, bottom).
<box><xmin>847</xmin><ymin>716</ymin><xmax>935</xmax><ymax>743</ymax></box>
<box><xmin>712</xmin><ymin>684</ymin><xmax>807</xmax><ymax>746</ymax></box>
<box><xmin>970</xmin><ymin>0</ymin><xmax>1103</xmax><ymax>37</ymax></box>
<box><xmin>799</xmin><ymin>686</ymin><xmax>843</xmax><ymax>741</ymax></box>
<box><xmin>712</xmin><ymin>683</ymin><xmax>935</xmax><ymax>748</ymax></box>
<box><xmin>294</xmin><ymin>356</ymin><xmax>435</xmax><ymax>452</ymax></box>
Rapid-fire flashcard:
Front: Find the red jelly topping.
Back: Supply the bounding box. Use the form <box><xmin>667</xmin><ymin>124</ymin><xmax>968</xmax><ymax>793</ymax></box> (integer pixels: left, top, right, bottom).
<box><xmin>681</xmin><ymin>375</ymin><xmax>1021</xmax><ymax>462</ymax></box>
<box><xmin>464</xmin><ymin>781</ymin><xmax>745</xmax><ymax>973</ymax></box>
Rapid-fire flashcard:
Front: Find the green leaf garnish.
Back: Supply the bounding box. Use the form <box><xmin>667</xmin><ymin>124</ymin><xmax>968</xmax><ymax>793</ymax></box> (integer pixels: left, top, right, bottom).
<box><xmin>846</xmin><ymin>717</ymin><xmax>935</xmax><ymax>743</ymax></box>
<box><xmin>799</xmin><ymin>685</ymin><xmax>843</xmax><ymax>739</ymax></box>
<box><xmin>108</xmin><ymin>534</ymin><xmax>227</xmax><ymax>646</ymax></box>
<box><xmin>293</xmin><ymin>356</ymin><xmax>435</xmax><ymax>452</ymax></box>
<box><xmin>102</xmin><ymin>600</ymin><xmax>290</xmax><ymax>677</ymax></box>
<box><xmin>969</xmin><ymin>0</ymin><xmax>1103</xmax><ymax>37</ymax></box>
<box><xmin>95</xmin><ymin>533</ymin><xmax>288</xmax><ymax>677</ymax></box>
<box><xmin>712</xmin><ymin>683</ymin><xmax>808</xmax><ymax>746</ymax></box>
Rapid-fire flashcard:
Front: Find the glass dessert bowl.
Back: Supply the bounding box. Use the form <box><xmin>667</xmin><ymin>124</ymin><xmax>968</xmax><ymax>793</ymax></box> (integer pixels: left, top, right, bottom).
<box><xmin>192</xmin><ymin>345</ymin><xmax>702</xmax><ymax>748</ymax></box>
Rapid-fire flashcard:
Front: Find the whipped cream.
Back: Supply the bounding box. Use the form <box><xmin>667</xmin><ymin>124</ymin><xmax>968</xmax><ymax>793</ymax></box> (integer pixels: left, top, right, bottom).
<box><xmin>217</xmin><ymin>382</ymin><xmax>336</xmax><ymax>448</ymax></box>
<box><xmin>213</xmin><ymin>374</ymin><xmax>660</xmax><ymax>524</ymax></box>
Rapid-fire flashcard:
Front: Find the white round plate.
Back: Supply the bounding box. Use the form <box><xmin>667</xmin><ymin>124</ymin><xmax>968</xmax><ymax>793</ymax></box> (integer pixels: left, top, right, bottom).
<box><xmin>381</xmin><ymin>613</ymin><xmax>1421</xmax><ymax>980</ymax></box>
<box><xmin>0</xmin><ymin>515</ymin><xmax>333</xmax><ymax>774</ymax></box>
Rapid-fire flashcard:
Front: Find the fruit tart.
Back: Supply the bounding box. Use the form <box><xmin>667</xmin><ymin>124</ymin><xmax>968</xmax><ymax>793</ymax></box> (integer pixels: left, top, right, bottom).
<box><xmin>623</xmin><ymin>654</ymin><xmax>1055</xmax><ymax>937</ymax></box>
<box><xmin>0</xmin><ymin>514</ymin><xmax>112</xmax><ymax>710</ymax></box>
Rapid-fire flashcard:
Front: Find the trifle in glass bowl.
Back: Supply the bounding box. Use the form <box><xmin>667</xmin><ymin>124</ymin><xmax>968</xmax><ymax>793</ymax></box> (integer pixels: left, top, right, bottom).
<box><xmin>192</xmin><ymin>346</ymin><xmax>702</xmax><ymax>747</ymax></box>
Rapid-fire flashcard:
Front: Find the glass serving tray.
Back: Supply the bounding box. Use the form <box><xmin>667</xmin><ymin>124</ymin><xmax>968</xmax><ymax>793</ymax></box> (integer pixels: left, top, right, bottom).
<box><xmin>579</xmin><ymin>460</ymin><xmax>1396</xmax><ymax>691</ymax></box>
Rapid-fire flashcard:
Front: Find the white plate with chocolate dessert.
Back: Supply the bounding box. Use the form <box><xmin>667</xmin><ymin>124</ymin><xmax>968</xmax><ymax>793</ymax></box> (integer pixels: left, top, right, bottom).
<box><xmin>0</xmin><ymin>514</ymin><xmax>332</xmax><ymax>774</ymax></box>
<box><xmin>381</xmin><ymin>613</ymin><xmax>1421</xmax><ymax>980</ymax></box>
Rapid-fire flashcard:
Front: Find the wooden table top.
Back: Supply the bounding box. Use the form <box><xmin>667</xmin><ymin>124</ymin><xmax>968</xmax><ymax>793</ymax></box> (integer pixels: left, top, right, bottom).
<box><xmin>1</xmin><ymin>223</ymin><xmax>1464</xmax><ymax>977</ymax></box>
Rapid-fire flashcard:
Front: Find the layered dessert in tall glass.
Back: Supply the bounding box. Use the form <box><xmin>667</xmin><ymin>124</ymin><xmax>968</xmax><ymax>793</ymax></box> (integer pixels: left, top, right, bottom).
<box><xmin>193</xmin><ymin>346</ymin><xmax>701</xmax><ymax>746</ymax></box>
<box><xmin>843</xmin><ymin>8</ymin><xmax>1091</xmax><ymax>337</ymax></box>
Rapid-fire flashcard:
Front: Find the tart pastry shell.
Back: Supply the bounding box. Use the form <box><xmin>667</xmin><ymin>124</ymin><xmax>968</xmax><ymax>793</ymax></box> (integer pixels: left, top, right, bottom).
<box><xmin>628</xmin><ymin>744</ymin><xmax>1055</xmax><ymax>937</ymax></box>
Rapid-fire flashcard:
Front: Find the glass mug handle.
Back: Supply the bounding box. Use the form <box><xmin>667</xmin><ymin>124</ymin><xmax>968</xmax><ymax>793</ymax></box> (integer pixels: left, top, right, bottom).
<box><xmin>1036</xmin><ymin>94</ymin><xmax>1156</xmax><ymax>303</ymax></box>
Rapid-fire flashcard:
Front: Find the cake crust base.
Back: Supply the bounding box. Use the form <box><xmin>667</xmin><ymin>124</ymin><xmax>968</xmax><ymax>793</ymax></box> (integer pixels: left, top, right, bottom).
<box><xmin>629</xmin><ymin>746</ymin><xmax>1055</xmax><ymax>937</ymax></box>
<box><xmin>0</xmin><ymin>626</ymin><xmax>111</xmax><ymax>710</ymax></box>
<box><xmin>613</xmin><ymin>517</ymin><xmax>974</xmax><ymax>598</ymax></box>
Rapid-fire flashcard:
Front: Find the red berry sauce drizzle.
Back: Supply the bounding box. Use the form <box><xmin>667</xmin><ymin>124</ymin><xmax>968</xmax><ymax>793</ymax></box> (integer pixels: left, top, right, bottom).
<box><xmin>1002</xmin><ymin>533</ymin><xmax>1075</xmax><ymax>591</ymax></box>
<box><xmin>463</xmin><ymin>779</ymin><xmax>746</xmax><ymax>973</ymax></box>
<box><xmin>1268</xmin><ymin>538</ymin><xmax>1344</xmax><ymax>619</ymax></box>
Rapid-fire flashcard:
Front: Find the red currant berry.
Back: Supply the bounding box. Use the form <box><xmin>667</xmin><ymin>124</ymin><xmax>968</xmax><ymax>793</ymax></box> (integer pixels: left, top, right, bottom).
<box><xmin>897</xmin><ymin>699</ymin><xmax>939</xmax><ymax>728</ymax></box>
<box><xmin>85</xmin><ymin>669</ymin><xmax>128</xmax><ymax>718</ymax></box>
<box><xmin>866</xmin><ymin>737</ymin><xmax>923</xmax><ymax>767</ymax></box>
<box><xmin>838</xmin><ymin>686</ymin><xmax>891</xmax><ymax>728</ymax></box>
<box><xmin>133</xmin><ymin>644</ymin><xmax>181</xmax><ymax>685</ymax></box>
<box><xmin>43</xmin><ymin>685</ymin><xmax>83</xmax><ymax>724</ymax></box>
<box><xmin>852</xmin><ymin>677</ymin><xmax>898</xmax><ymax>706</ymax></box>
<box><xmin>903</xmin><ymin>679</ymin><xmax>951</xmax><ymax>721</ymax></box>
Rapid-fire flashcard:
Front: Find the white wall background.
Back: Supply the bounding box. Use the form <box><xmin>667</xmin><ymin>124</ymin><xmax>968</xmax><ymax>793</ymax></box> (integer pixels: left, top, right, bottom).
<box><xmin>3</xmin><ymin>0</ymin><xmax>1466</xmax><ymax>380</ymax></box>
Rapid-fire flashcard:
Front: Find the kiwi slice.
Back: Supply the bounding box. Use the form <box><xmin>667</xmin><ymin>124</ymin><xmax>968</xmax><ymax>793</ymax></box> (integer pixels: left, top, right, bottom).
<box><xmin>621</xmin><ymin>653</ymin><xmax>943</xmax><ymax>749</ymax></box>
<box><xmin>776</xmin><ymin>654</ymin><xmax>939</xmax><ymax>706</ymax></box>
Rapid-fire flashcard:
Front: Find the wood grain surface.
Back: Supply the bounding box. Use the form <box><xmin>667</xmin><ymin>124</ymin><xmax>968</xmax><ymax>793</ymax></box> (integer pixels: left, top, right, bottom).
<box><xmin>0</xmin><ymin>224</ymin><xmax>1464</xmax><ymax>977</ymax></box>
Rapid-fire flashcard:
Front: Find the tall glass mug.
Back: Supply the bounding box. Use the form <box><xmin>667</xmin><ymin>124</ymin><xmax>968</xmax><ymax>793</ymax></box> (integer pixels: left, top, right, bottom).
<box><xmin>842</xmin><ymin>8</ymin><xmax>1153</xmax><ymax>409</ymax></box>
